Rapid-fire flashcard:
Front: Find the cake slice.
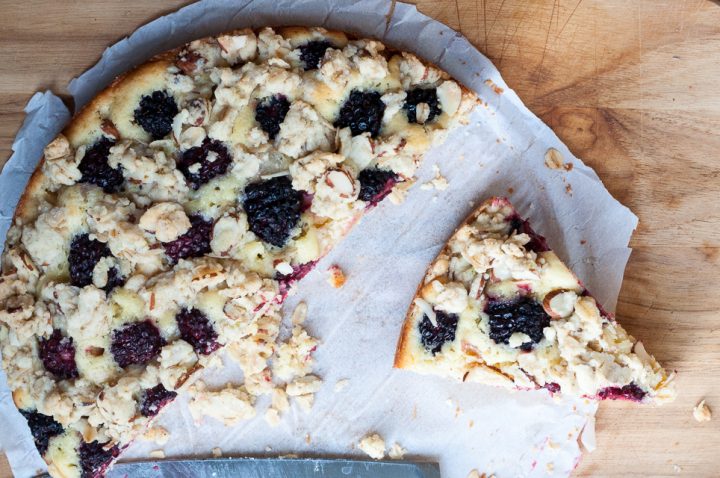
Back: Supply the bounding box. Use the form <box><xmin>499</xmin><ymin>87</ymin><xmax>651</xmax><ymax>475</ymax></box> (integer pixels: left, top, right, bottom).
<box><xmin>395</xmin><ymin>197</ymin><xmax>675</xmax><ymax>403</ymax></box>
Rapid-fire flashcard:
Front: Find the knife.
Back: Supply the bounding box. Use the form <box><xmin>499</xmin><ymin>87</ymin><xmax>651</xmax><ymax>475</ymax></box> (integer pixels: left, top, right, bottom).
<box><xmin>38</xmin><ymin>458</ymin><xmax>441</xmax><ymax>478</ymax></box>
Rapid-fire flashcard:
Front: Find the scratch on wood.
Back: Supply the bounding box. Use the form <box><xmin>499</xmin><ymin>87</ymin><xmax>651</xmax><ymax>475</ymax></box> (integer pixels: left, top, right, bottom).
<box><xmin>533</xmin><ymin>0</ymin><xmax>559</xmax><ymax>95</ymax></box>
<box><xmin>455</xmin><ymin>0</ymin><xmax>462</xmax><ymax>31</ymax></box>
<box><xmin>384</xmin><ymin>0</ymin><xmax>397</xmax><ymax>33</ymax></box>
<box><xmin>558</xmin><ymin>0</ymin><xmax>583</xmax><ymax>36</ymax></box>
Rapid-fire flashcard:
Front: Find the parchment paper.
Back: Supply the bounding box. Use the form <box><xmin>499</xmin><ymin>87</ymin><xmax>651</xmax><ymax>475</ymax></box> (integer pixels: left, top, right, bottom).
<box><xmin>0</xmin><ymin>1</ymin><xmax>640</xmax><ymax>476</ymax></box>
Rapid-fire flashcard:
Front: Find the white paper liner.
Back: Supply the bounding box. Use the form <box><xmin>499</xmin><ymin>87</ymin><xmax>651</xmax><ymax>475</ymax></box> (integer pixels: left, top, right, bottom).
<box><xmin>0</xmin><ymin>0</ymin><xmax>639</xmax><ymax>476</ymax></box>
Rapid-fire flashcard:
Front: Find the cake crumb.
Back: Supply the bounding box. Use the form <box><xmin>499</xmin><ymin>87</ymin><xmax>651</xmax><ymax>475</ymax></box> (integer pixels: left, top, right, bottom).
<box><xmin>143</xmin><ymin>426</ymin><xmax>170</xmax><ymax>446</ymax></box>
<box><xmin>327</xmin><ymin>265</ymin><xmax>346</xmax><ymax>288</ymax></box>
<box><xmin>420</xmin><ymin>165</ymin><xmax>449</xmax><ymax>191</ymax></box>
<box><xmin>546</xmin><ymin>462</ymin><xmax>555</xmax><ymax>474</ymax></box>
<box><xmin>265</xmin><ymin>407</ymin><xmax>281</xmax><ymax>427</ymax></box>
<box><xmin>188</xmin><ymin>382</ymin><xmax>256</xmax><ymax>425</ymax></box>
<box><xmin>693</xmin><ymin>400</ymin><xmax>712</xmax><ymax>422</ymax></box>
<box><xmin>388</xmin><ymin>442</ymin><xmax>406</xmax><ymax>459</ymax></box>
<box><xmin>334</xmin><ymin>379</ymin><xmax>349</xmax><ymax>392</ymax></box>
<box><xmin>294</xmin><ymin>393</ymin><xmax>315</xmax><ymax>412</ymax></box>
<box><xmin>150</xmin><ymin>450</ymin><xmax>165</xmax><ymax>459</ymax></box>
<box><xmin>388</xmin><ymin>179</ymin><xmax>415</xmax><ymax>205</ymax></box>
<box><xmin>291</xmin><ymin>302</ymin><xmax>307</xmax><ymax>325</ymax></box>
<box><xmin>467</xmin><ymin>471</ymin><xmax>493</xmax><ymax>478</ymax></box>
<box><xmin>265</xmin><ymin>446</ymin><xmax>272</xmax><ymax>452</ymax></box>
<box><xmin>544</xmin><ymin>148</ymin><xmax>564</xmax><ymax>169</ymax></box>
<box><xmin>358</xmin><ymin>433</ymin><xmax>385</xmax><ymax>460</ymax></box>
<box><xmin>673</xmin><ymin>464</ymin><xmax>683</xmax><ymax>473</ymax></box>
<box><xmin>305</xmin><ymin>433</ymin><xmax>311</xmax><ymax>444</ymax></box>
<box><xmin>484</xmin><ymin>78</ymin><xmax>504</xmax><ymax>94</ymax></box>
<box><xmin>212</xmin><ymin>447</ymin><xmax>222</xmax><ymax>457</ymax></box>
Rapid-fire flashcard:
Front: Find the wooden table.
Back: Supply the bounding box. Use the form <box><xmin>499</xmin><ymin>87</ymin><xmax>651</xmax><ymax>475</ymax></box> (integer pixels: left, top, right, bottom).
<box><xmin>1</xmin><ymin>1</ymin><xmax>718</xmax><ymax>476</ymax></box>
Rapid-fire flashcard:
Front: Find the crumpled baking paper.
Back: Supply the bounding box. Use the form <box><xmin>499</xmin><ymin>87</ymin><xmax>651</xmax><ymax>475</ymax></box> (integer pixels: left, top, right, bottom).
<box><xmin>0</xmin><ymin>0</ymin><xmax>639</xmax><ymax>476</ymax></box>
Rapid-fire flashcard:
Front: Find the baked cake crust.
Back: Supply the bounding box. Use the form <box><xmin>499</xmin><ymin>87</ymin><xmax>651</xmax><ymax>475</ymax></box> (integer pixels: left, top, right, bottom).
<box><xmin>0</xmin><ymin>26</ymin><xmax>478</xmax><ymax>477</ymax></box>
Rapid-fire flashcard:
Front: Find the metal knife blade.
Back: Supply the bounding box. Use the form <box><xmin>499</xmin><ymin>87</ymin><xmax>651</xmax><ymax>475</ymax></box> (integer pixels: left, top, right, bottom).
<box><xmin>99</xmin><ymin>458</ymin><xmax>441</xmax><ymax>478</ymax></box>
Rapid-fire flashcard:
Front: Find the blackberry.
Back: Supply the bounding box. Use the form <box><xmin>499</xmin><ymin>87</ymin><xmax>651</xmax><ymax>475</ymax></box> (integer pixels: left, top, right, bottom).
<box><xmin>403</xmin><ymin>88</ymin><xmax>442</xmax><ymax>124</ymax></box>
<box><xmin>418</xmin><ymin>309</ymin><xmax>459</xmax><ymax>355</ymax></box>
<box><xmin>486</xmin><ymin>296</ymin><xmax>550</xmax><ymax>351</ymax></box>
<box><xmin>243</xmin><ymin>176</ymin><xmax>302</xmax><ymax>247</ymax></box>
<box><xmin>357</xmin><ymin>168</ymin><xmax>398</xmax><ymax>204</ymax></box>
<box><xmin>176</xmin><ymin>138</ymin><xmax>233</xmax><ymax>189</ymax></box>
<box><xmin>68</xmin><ymin>234</ymin><xmax>111</xmax><ymax>288</ymax></box>
<box><xmin>139</xmin><ymin>383</ymin><xmax>178</xmax><ymax>417</ymax></box>
<box><xmin>39</xmin><ymin>329</ymin><xmax>78</xmax><ymax>379</ymax></box>
<box><xmin>79</xmin><ymin>440</ymin><xmax>119</xmax><ymax>478</ymax></box>
<box><xmin>133</xmin><ymin>90</ymin><xmax>178</xmax><ymax>140</ymax></box>
<box><xmin>597</xmin><ymin>383</ymin><xmax>646</xmax><ymax>402</ymax></box>
<box><xmin>19</xmin><ymin>409</ymin><xmax>64</xmax><ymax>455</ymax></box>
<box><xmin>255</xmin><ymin>95</ymin><xmax>290</xmax><ymax>140</ymax></box>
<box><xmin>176</xmin><ymin>307</ymin><xmax>220</xmax><ymax>355</ymax></box>
<box><xmin>298</xmin><ymin>40</ymin><xmax>332</xmax><ymax>70</ymax></box>
<box><xmin>508</xmin><ymin>216</ymin><xmax>549</xmax><ymax>253</ymax></box>
<box><xmin>103</xmin><ymin>267</ymin><xmax>126</xmax><ymax>294</ymax></box>
<box><xmin>334</xmin><ymin>90</ymin><xmax>385</xmax><ymax>137</ymax></box>
<box><xmin>110</xmin><ymin>320</ymin><xmax>164</xmax><ymax>368</ymax></box>
<box><xmin>162</xmin><ymin>214</ymin><xmax>213</xmax><ymax>264</ymax></box>
<box><xmin>78</xmin><ymin>137</ymin><xmax>124</xmax><ymax>193</ymax></box>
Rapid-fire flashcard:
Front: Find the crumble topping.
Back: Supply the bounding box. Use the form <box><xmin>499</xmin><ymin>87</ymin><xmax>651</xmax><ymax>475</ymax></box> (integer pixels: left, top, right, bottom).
<box><xmin>358</xmin><ymin>433</ymin><xmax>385</xmax><ymax>460</ymax></box>
<box><xmin>693</xmin><ymin>400</ymin><xmax>712</xmax><ymax>422</ymax></box>
<box><xmin>188</xmin><ymin>381</ymin><xmax>256</xmax><ymax>425</ymax></box>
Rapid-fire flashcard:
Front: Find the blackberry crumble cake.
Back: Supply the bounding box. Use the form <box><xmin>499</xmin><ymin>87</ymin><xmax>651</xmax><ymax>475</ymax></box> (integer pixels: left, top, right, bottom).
<box><xmin>0</xmin><ymin>26</ymin><xmax>477</xmax><ymax>477</ymax></box>
<box><xmin>395</xmin><ymin>197</ymin><xmax>676</xmax><ymax>404</ymax></box>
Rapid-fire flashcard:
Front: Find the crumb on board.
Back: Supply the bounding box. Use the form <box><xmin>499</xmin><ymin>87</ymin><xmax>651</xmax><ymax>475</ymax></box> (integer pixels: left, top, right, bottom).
<box><xmin>150</xmin><ymin>450</ymin><xmax>165</xmax><ymax>459</ymax></box>
<box><xmin>467</xmin><ymin>470</ymin><xmax>495</xmax><ymax>478</ymax></box>
<box><xmin>388</xmin><ymin>442</ymin><xmax>407</xmax><ymax>460</ymax></box>
<box><xmin>544</xmin><ymin>148</ymin><xmax>564</xmax><ymax>169</ymax></box>
<box><xmin>693</xmin><ymin>399</ymin><xmax>712</xmax><ymax>422</ymax></box>
<box><xmin>546</xmin><ymin>462</ymin><xmax>555</xmax><ymax>474</ymax></box>
<box><xmin>291</xmin><ymin>301</ymin><xmax>307</xmax><ymax>325</ymax></box>
<box><xmin>673</xmin><ymin>463</ymin><xmax>683</xmax><ymax>473</ymax></box>
<box><xmin>484</xmin><ymin>78</ymin><xmax>504</xmax><ymax>94</ymax></box>
<box><xmin>327</xmin><ymin>265</ymin><xmax>346</xmax><ymax>288</ymax></box>
<box><xmin>334</xmin><ymin>379</ymin><xmax>349</xmax><ymax>392</ymax></box>
<box><xmin>142</xmin><ymin>426</ymin><xmax>170</xmax><ymax>446</ymax></box>
<box><xmin>420</xmin><ymin>164</ymin><xmax>449</xmax><ymax>191</ymax></box>
<box><xmin>358</xmin><ymin>433</ymin><xmax>385</xmax><ymax>460</ymax></box>
<box><xmin>212</xmin><ymin>447</ymin><xmax>222</xmax><ymax>457</ymax></box>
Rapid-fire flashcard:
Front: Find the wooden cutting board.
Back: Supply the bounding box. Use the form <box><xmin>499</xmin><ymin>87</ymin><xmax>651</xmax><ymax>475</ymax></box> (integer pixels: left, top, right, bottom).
<box><xmin>1</xmin><ymin>1</ymin><xmax>718</xmax><ymax>476</ymax></box>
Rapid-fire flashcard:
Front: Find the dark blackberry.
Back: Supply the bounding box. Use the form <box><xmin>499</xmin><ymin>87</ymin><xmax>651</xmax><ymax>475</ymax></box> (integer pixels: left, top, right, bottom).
<box><xmin>298</xmin><ymin>40</ymin><xmax>332</xmax><ymax>70</ymax></box>
<box><xmin>103</xmin><ymin>267</ymin><xmax>126</xmax><ymax>294</ymax></box>
<box><xmin>255</xmin><ymin>95</ymin><xmax>290</xmax><ymax>140</ymax></box>
<box><xmin>79</xmin><ymin>440</ymin><xmax>120</xmax><ymax>478</ymax></box>
<box><xmin>486</xmin><ymin>296</ymin><xmax>551</xmax><ymax>351</ymax></box>
<box><xmin>176</xmin><ymin>307</ymin><xmax>220</xmax><ymax>355</ymax></box>
<box><xmin>78</xmin><ymin>137</ymin><xmax>124</xmax><ymax>193</ymax></box>
<box><xmin>418</xmin><ymin>309</ymin><xmax>459</xmax><ymax>355</ymax></box>
<box><xmin>162</xmin><ymin>214</ymin><xmax>213</xmax><ymax>264</ymax></box>
<box><xmin>110</xmin><ymin>320</ymin><xmax>164</xmax><ymax>368</ymax></box>
<box><xmin>176</xmin><ymin>138</ymin><xmax>233</xmax><ymax>189</ymax></box>
<box><xmin>139</xmin><ymin>383</ymin><xmax>178</xmax><ymax>417</ymax></box>
<box><xmin>403</xmin><ymin>88</ymin><xmax>442</xmax><ymax>124</ymax></box>
<box><xmin>597</xmin><ymin>383</ymin><xmax>646</xmax><ymax>402</ymax></box>
<box><xmin>243</xmin><ymin>176</ymin><xmax>302</xmax><ymax>247</ymax></box>
<box><xmin>334</xmin><ymin>90</ymin><xmax>385</xmax><ymax>137</ymax></box>
<box><xmin>68</xmin><ymin>234</ymin><xmax>111</xmax><ymax>288</ymax></box>
<box><xmin>357</xmin><ymin>168</ymin><xmax>398</xmax><ymax>204</ymax></box>
<box><xmin>133</xmin><ymin>90</ymin><xmax>178</xmax><ymax>140</ymax></box>
<box><xmin>39</xmin><ymin>329</ymin><xmax>78</xmax><ymax>379</ymax></box>
<box><xmin>19</xmin><ymin>409</ymin><xmax>64</xmax><ymax>455</ymax></box>
<box><xmin>508</xmin><ymin>216</ymin><xmax>549</xmax><ymax>253</ymax></box>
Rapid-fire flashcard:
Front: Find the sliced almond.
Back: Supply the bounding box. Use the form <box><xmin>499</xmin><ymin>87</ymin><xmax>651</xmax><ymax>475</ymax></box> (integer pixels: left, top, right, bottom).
<box><xmin>542</xmin><ymin>289</ymin><xmax>577</xmax><ymax>319</ymax></box>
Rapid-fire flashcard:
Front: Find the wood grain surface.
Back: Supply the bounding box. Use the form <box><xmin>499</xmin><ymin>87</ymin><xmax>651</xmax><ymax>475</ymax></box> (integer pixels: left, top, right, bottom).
<box><xmin>1</xmin><ymin>1</ymin><xmax>718</xmax><ymax>476</ymax></box>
